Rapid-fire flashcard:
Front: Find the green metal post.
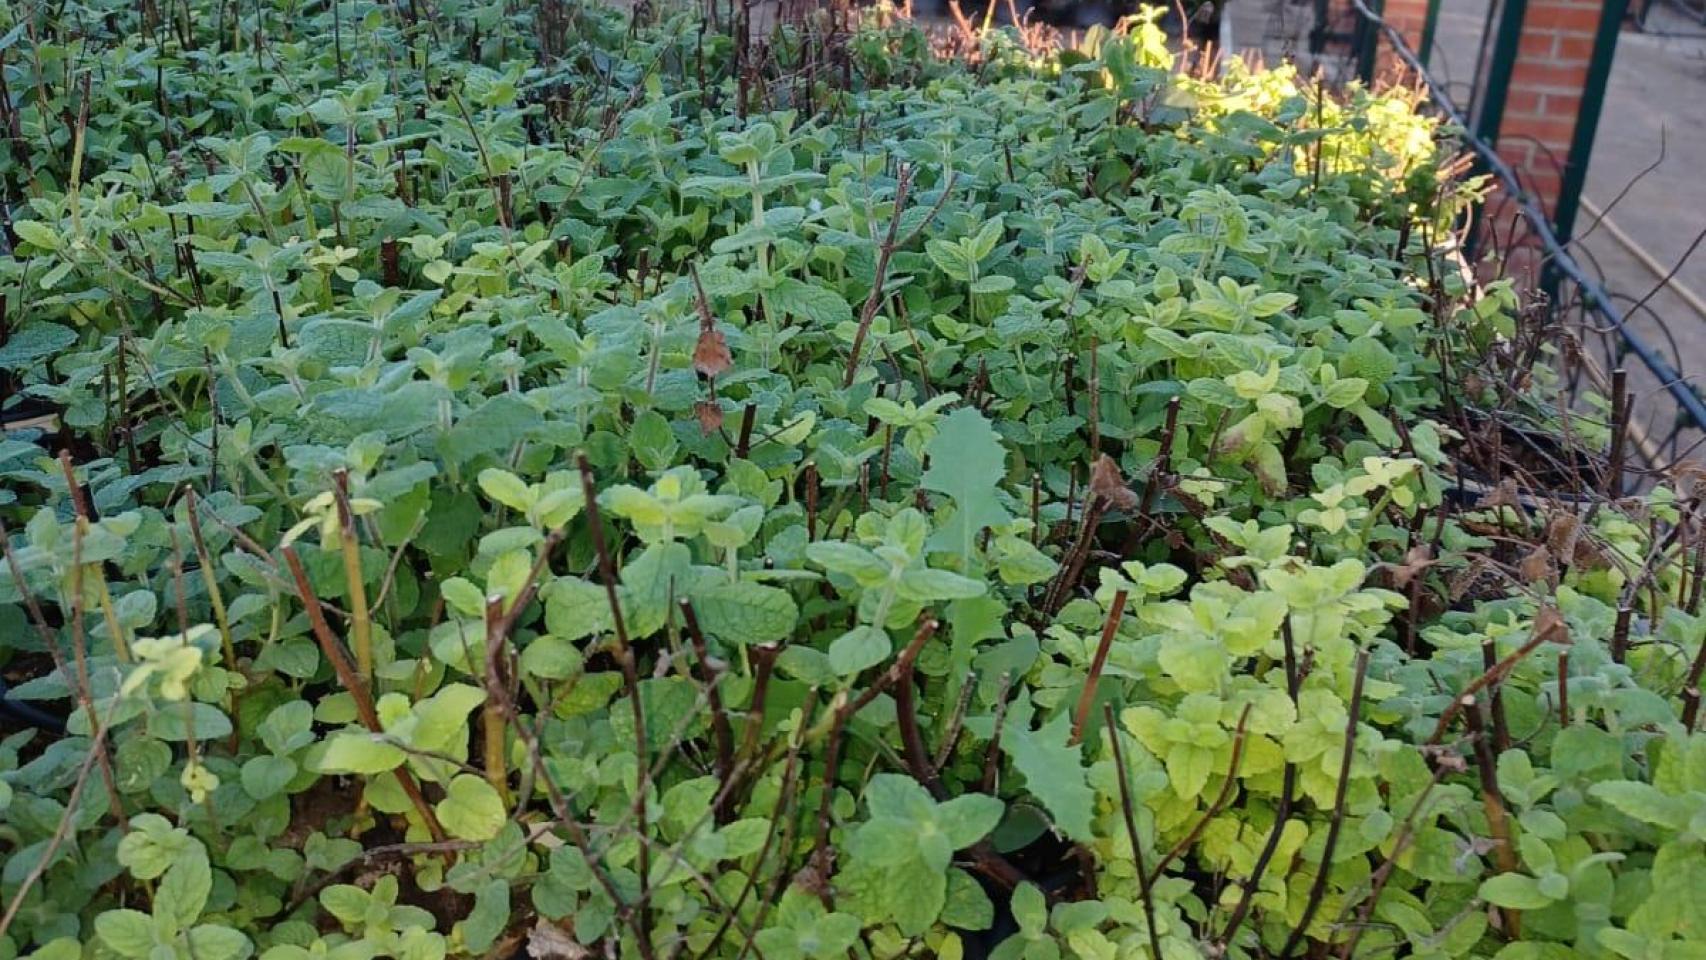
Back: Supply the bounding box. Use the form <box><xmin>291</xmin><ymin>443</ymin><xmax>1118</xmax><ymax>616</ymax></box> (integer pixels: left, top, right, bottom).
<box><xmin>1473</xmin><ymin>0</ymin><xmax>1528</xmax><ymax>148</ymax></box>
<box><xmin>1357</xmin><ymin>0</ymin><xmax>1385</xmax><ymax>83</ymax></box>
<box><xmin>1311</xmin><ymin>0</ymin><xmax>1331</xmax><ymax>54</ymax></box>
<box><xmin>1552</xmin><ymin>0</ymin><xmax>1628</xmax><ymax>246</ymax></box>
<box><xmin>1418</xmin><ymin>0</ymin><xmax>1442</xmax><ymax>67</ymax></box>
<box><xmin>1466</xmin><ymin>0</ymin><xmax>1528</xmax><ymax>258</ymax></box>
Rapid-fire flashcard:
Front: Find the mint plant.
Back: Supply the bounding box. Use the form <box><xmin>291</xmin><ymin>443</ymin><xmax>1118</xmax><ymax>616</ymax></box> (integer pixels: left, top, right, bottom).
<box><xmin>0</xmin><ymin>2</ymin><xmax>1697</xmax><ymax>960</ymax></box>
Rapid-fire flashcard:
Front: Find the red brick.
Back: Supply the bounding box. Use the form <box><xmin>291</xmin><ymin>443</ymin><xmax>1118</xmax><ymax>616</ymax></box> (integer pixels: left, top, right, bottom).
<box><xmin>1525</xmin><ymin>4</ymin><xmax>1604</xmax><ymax>30</ymax></box>
<box><xmin>1519</xmin><ymin>33</ymin><xmax>1559</xmax><ymax>57</ymax></box>
<box><xmin>1510</xmin><ymin>61</ymin><xmax>1590</xmax><ymax>90</ymax></box>
<box><xmin>1505</xmin><ymin>89</ymin><xmax>1545</xmax><ymax>115</ymax></box>
<box><xmin>1553</xmin><ymin>35</ymin><xmax>1597</xmax><ymax>61</ymax></box>
<box><xmin>1522</xmin><ymin>168</ymin><xmax>1563</xmax><ymax>193</ymax></box>
<box><xmin>1538</xmin><ymin>91</ymin><xmax>1582</xmax><ymax>116</ymax></box>
<box><xmin>1499</xmin><ymin>143</ymin><xmax>1536</xmax><ymax>169</ymax></box>
<box><xmin>1502</xmin><ymin>114</ymin><xmax>1580</xmax><ymax>146</ymax></box>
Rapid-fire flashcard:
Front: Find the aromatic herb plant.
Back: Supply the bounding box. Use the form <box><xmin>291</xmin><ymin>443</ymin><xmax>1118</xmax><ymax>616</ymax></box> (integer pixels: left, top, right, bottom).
<box><xmin>1</xmin><ymin>2</ymin><xmax>1703</xmax><ymax>960</ymax></box>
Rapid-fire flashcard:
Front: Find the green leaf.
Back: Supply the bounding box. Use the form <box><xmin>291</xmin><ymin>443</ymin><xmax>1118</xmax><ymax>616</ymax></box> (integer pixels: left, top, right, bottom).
<box><xmin>95</xmin><ymin>910</ymin><xmax>156</xmax><ymax>958</ymax></box>
<box><xmin>146</xmin><ymin>702</ymin><xmax>234</xmax><ymax>742</ymax></box>
<box><xmin>1011</xmin><ymin>882</ymin><xmax>1048</xmax><ymax>935</ymax></box>
<box><xmin>1321</xmin><ymin>377</ymin><xmax>1368</xmax><ymax>409</ymax></box>
<box><xmin>442</xmin><ymin>394</ymin><xmax>536</xmax><ymax>464</ymax></box>
<box><xmin>520</xmin><ymin>634</ymin><xmax>584</xmax><ymax>680</ymax></box>
<box><xmin>1590</xmin><ymin>781</ymin><xmax>1693</xmax><ymax>830</ymax></box>
<box><xmin>689</xmin><ymin>581</ymin><xmax>798</xmax><ymax>645</ymax></box>
<box><xmin>850</xmin><ymin>818</ymin><xmax>918</xmax><ymax>868</ymax></box>
<box><xmin>611</xmin><ymin>677</ymin><xmax>701</xmax><ymax>751</ymax></box>
<box><xmin>185</xmin><ymin>927</ymin><xmax>252</xmax><ymax>960</ymax></box>
<box><xmin>806</xmin><ymin>912</ymin><xmax>863</xmax><ymax>957</ymax></box>
<box><xmin>477</xmin><ymin>469</ymin><xmax>532</xmax><ymax>512</ymax></box>
<box><xmin>619</xmin><ymin>541</ymin><xmax>695</xmax><ymax>636</ymax></box>
<box><xmin>941</xmin><ymin>868</ymin><xmax>994</xmax><ymax>931</ymax></box>
<box><xmin>630</xmin><ymin>411</ymin><xmax>679</xmax><ymax>472</ymax></box>
<box><xmin>770</xmin><ymin>278</ymin><xmax>852</xmax><ymax>326</ymax></box>
<box><xmin>241</xmin><ymin>756</ymin><xmax>298</xmax><ymax>799</ymax></box>
<box><xmin>544</xmin><ymin>578</ymin><xmax>616</xmax><ymax>641</ymax></box>
<box><xmin>257</xmin><ymin>700</ymin><xmax>315</xmax><ymax>755</ymax></box>
<box><xmin>320</xmin><ymin>884</ymin><xmax>371</xmax><ymax>926</ymax></box>
<box><xmin>412</xmin><ymin>684</ymin><xmax>488</xmax><ymax>750</ymax></box>
<box><xmin>805</xmin><ymin>541</ymin><xmax>889</xmax><ymax>583</ymax></box>
<box><xmin>317</xmin><ymin>733</ymin><xmax>406</xmax><ymax>775</ymax></box>
<box><xmin>896</xmin><ymin>568</ymin><xmax>988</xmax><ymax>602</ymax></box>
<box><xmin>116</xmin><ymin>814</ymin><xmax>194</xmax><ymax>880</ymax></box>
<box><xmin>1004</xmin><ymin>713</ymin><xmax>1094</xmax><ymax>841</ymax></box>
<box><xmin>753</xmin><ymin>929</ymin><xmax>802</xmax><ymax>960</ymax></box>
<box><xmin>970</xmin><ymin>217</ymin><xmax>1005</xmax><ymax>260</ymax></box>
<box><xmin>885</xmin><ymin>855</ymin><xmax>947</xmax><ymax>936</ymax></box>
<box><xmin>460</xmin><ymin>880</ymin><xmax>508</xmax><ymax>954</ymax></box>
<box><xmin>936</xmin><ymin>794</ymin><xmax>1005</xmax><ymax>848</ymax></box>
<box><xmin>0</xmin><ymin>324</ymin><xmax>76</xmax><ymax>371</ymax></box>
<box><xmin>158</xmin><ymin>849</ymin><xmax>214</xmax><ymax>927</ymax></box>
<box><xmin>1157</xmin><ymin>633</ymin><xmax>1227</xmax><ymax>693</ymax></box>
<box><xmin>828</xmin><ymin>626</ymin><xmax>890</xmax><ymax>676</ymax></box>
<box><xmin>922</xmin><ymin>409</ymin><xmax>1011</xmax><ymax>561</ymax></box>
<box><xmin>865</xmin><ymin>774</ymin><xmax>936</xmax><ymax>821</ymax></box>
<box><xmin>1478</xmin><ymin>873</ymin><xmax>1555</xmax><ymax>909</ymax></box>
<box><xmin>12</xmin><ymin>220</ymin><xmax>60</xmax><ymax>250</ymax></box>
<box><xmin>1166</xmin><ymin>744</ymin><xmax>1216</xmax><ymax>799</ymax></box>
<box><xmin>436</xmin><ymin>775</ymin><xmax>507</xmax><ymax>841</ymax></box>
<box><xmin>925</xmin><ymin>240</ymin><xmax>972</xmax><ymax>282</ymax></box>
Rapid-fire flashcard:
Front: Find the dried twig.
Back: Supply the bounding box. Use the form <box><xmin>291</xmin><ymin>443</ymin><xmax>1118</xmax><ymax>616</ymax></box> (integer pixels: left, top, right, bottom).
<box><xmin>1146</xmin><ymin>704</ymin><xmax>1252</xmax><ymax>886</ymax></box>
<box><xmin>576</xmin><ymin>453</ymin><xmax>653</xmax><ymax>950</ymax></box>
<box><xmin>1277</xmin><ymin>648</ymin><xmax>1370</xmax><ymax>958</ymax></box>
<box><xmin>1429</xmin><ymin>606</ymin><xmax>1567</xmax><ymax>744</ymax></box>
<box><xmin>1070</xmin><ymin>589</ymin><xmax>1127</xmax><ymax>745</ymax></box>
<box><xmin>1215</xmin><ymin>618</ymin><xmax>1302</xmax><ymax>949</ymax></box>
<box><xmin>0</xmin><ymin>517</ymin><xmax>128</xmax><ymax>825</ymax></box>
<box><xmin>679</xmin><ymin>598</ymin><xmax>737</xmax><ymax>821</ymax></box>
<box><xmin>283</xmin><ymin>546</ymin><xmax>447</xmax><ymax>842</ymax></box>
<box><xmin>843</xmin><ymin>164</ymin><xmax>913</xmax><ymax>387</ymax></box>
<box><xmin>1104</xmin><ymin>703</ymin><xmax>1164</xmax><ymax>960</ymax></box>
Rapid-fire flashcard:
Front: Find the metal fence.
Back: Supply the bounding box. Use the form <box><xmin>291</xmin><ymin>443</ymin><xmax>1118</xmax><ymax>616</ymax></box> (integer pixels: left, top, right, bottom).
<box><xmin>1319</xmin><ymin>0</ymin><xmax>1706</xmax><ymax>479</ymax></box>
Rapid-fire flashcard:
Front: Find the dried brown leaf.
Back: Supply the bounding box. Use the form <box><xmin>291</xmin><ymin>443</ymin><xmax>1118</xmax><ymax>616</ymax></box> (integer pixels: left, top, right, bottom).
<box><xmin>526</xmin><ymin>920</ymin><xmax>589</xmax><ymax>960</ymax></box>
<box><xmin>1533</xmin><ymin>604</ymin><xmax>1571</xmax><ymax>646</ymax></box>
<box><xmin>693</xmin><ymin>328</ymin><xmax>733</xmax><ymax>378</ymax></box>
<box><xmin>1391</xmin><ymin>544</ymin><xmax>1435</xmax><ymax>589</ymax></box>
<box><xmin>1476</xmin><ymin>478</ymin><xmax>1522</xmax><ymax>513</ymax></box>
<box><xmin>1544</xmin><ymin>513</ymin><xmax>1579</xmax><ymax>555</ymax></box>
<box><xmin>1088</xmin><ymin>454</ymin><xmax>1138</xmax><ymax>511</ymax></box>
<box><xmin>695</xmin><ymin>399</ymin><xmax>725</xmax><ymax>436</ymax></box>
<box><xmin>1518</xmin><ymin>545</ymin><xmax>1555</xmax><ymax>585</ymax></box>
<box><xmin>1674</xmin><ymin>461</ymin><xmax>1706</xmax><ymax>500</ymax></box>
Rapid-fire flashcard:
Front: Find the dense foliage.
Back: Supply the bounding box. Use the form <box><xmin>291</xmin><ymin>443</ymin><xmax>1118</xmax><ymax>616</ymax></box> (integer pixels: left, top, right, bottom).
<box><xmin>2</xmin><ymin>2</ymin><xmax>1704</xmax><ymax>960</ymax></box>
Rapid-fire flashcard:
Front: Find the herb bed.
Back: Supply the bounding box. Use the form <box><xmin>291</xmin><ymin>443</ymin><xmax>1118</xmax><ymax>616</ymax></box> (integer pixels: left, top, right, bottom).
<box><xmin>1</xmin><ymin>3</ymin><xmax>1703</xmax><ymax>960</ymax></box>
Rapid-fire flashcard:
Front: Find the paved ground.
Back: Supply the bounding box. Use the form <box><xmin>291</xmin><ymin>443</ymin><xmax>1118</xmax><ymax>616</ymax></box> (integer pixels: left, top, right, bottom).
<box><xmin>1572</xmin><ymin>6</ymin><xmax>1706</xmax><ymax>457</ymax></box>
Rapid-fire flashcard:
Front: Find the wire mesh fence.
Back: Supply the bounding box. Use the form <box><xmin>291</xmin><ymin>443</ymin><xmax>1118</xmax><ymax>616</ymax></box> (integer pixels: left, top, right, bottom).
<box><xmin>1329</xmin><ymin>0</ymin><xmax>1706</xmax><ymax>487</ymax></box>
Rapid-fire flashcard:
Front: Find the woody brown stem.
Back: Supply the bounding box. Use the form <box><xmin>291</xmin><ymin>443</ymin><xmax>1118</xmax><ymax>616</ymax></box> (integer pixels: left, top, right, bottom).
<box><xmin>843</xmin><ymin>165</ymin><xmax>913</xmax><ymax>387</ymax></box>
<box><xmin>1278</xmin><ymin>648</ymin><xmax>1369</xmax><ymax>958</ymax></box>
<box><xmin>576</xmin><ymin>453</ymin><xmax>651</xmax><ymax>947</ymax></box>
<box><xmin>1070</xmin><ymin>589</ymin><xmax>1127</xmax><ymax>745</ymax></box>
<box><xmin>680</xmin><ymin>598</ymin><xmax>737</xmax><ymax>822</ymax></box>
<box><xmin>1105</xmin><ymin>702</ymin><xmax>1164</xmax><ymax>960</ymax></box>
<box><xmin>283</xmin><ymin>546</ymin><xmax>447</xmax><ymax>842</ymax></box>
<box><xmin>330</xmin><ymin>470</ymin><xmax>372</xmax><ymax>681</ymax></box>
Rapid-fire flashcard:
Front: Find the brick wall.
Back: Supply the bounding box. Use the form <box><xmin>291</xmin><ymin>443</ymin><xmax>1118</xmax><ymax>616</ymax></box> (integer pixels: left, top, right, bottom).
<box><xmin>1495</xmin><ymin>0</ymin><xmax>1609</xmax><ymax>213</ymax></box>
<box><xmin>1380</xmin><ymin>0</ymin><xmax>1429</xmax><ymax>57</ymax></box>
